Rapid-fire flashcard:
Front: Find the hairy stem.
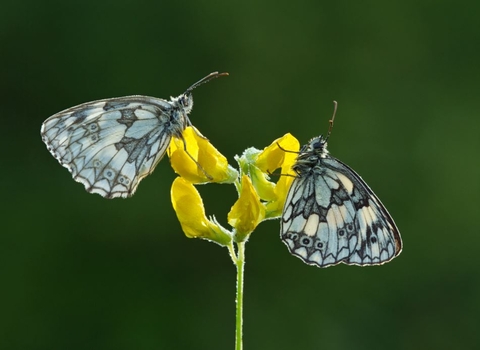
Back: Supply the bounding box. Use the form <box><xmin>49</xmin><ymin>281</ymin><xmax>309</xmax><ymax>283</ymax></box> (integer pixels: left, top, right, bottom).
<box><xmin>235</xmin><ymin>241</ymin><xmax>245</xmax><ymax>350</ymax></box>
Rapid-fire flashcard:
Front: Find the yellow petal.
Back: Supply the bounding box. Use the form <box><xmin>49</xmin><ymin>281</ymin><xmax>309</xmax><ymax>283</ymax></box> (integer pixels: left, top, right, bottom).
<box><xmin>171</xmin><ymin>177</ymin><xmax>232</xmax><ymax>245</ymax></box>
<box><xmin>265</xmin><ymin>171</ymin><xmax>295</xmax><ymax>217</ymax></box>
<box><xmin>235</xmin><ymin>147</ymin><xmax>277</xmax><ymax>202</ymax></box>
<box><xmin>228</xmin><ymin>175</ymin><xmax>266</xmax><ymax>240</ymax></box>
<box><xmin>255</xmin><ymin>133</ymin><xmax>300</xmax><ymax>174</ymax></box>
<box><xmin>249</xmin><ymin>164</ymin><xmax>276</xmax><ymax>201</ymax></box>
<box><xmin>250</xmin><ymin>134</ymin><xmax>300</xmax><ymax>217</ymax></box>
<box><xmin>169</xmin><ymin>127</ymin><xmax>238</xmax><ymax>184</ymax></box>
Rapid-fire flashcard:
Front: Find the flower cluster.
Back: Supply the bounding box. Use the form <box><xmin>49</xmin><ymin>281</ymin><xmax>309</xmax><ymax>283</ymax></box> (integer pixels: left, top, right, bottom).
<box><xmin>169</xmin><ymin>127</ymin><xmax>300</xmax><ymax>245</ymax></box>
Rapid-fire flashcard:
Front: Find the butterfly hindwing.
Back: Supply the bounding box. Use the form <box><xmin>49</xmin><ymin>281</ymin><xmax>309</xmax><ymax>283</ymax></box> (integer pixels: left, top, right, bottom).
<box><xmin>281</xmin><ymin>136</ymin><xmax>402</xmax><ymax>268</ymax></box>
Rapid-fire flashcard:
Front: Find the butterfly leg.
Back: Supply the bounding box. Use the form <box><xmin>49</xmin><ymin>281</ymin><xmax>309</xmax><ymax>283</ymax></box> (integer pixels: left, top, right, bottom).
<box><xmin>179</xmin><ymin>134</ymin><xmax>214</xmax><ymax>181</ymax></box>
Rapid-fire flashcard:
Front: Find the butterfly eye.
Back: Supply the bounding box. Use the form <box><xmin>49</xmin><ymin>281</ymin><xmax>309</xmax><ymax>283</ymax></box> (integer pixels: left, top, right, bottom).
<box><xmin>311</xmin><ymin>138</ymin><xmax>324</xmax><ymax>150</ymax></box>
<box><xmin>180</xmin><ymin>94</ymin><xmax>193</xmax><ymax>108</ymax></box>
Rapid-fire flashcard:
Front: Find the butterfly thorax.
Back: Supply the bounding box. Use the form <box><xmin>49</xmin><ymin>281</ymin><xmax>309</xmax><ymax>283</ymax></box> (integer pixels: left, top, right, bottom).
<box><xmin>292</xmin><ymin>136</ymin><xmax>330</xmax><ymax>176</ymax></box>
<box><xmin>164</xmin><ymin>93</ymin><xmax>194</xmax><ymax>138</ymax></box>
<box><xmin>158</xmin><ymin>109</ymin><xmax>186</xmax><ymax>139</ymax></box>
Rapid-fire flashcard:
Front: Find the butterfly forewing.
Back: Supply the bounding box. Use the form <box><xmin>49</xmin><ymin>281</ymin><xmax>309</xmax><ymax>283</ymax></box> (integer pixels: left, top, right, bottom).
<box><xmin>281</xmin><ymin>136</ymin><xmax>402</xmax><ymax>268</ymax></box>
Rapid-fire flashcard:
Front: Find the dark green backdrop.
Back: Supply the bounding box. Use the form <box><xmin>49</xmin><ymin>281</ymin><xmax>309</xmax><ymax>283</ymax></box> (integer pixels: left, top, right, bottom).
<box><xmin>2</xmin><ymin>1</ymin><xmax>479</xmax><ymax>349</ymax></box>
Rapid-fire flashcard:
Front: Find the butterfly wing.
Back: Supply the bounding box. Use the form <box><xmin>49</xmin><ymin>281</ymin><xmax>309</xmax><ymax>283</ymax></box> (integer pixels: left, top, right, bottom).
<box><xmin>41</xmin><ymin>96</ymin><xmax>178</xmax><ymax>198</ymax></box>
<box><xmin>281</xmin><ymin>156</ymin><xmax>402</xmax><ymax>268</ymax></box>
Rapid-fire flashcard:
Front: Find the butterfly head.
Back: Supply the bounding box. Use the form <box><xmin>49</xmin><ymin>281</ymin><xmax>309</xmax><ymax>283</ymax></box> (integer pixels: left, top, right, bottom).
<box><xmin>177</xmin><ymin>93</ymin><xmax>194</xmax><ymax>114</ymax></box>
<box><xmin>292</xmin><ymin>136</ymin><xmax>329</xmax><ymax>174</ymax></box>
<box><xmin>298</xmin><ymin>135</ymin><xmax>329</xmax><ymax>158</ymax></box>
<box><xmin>307</xmin><ymin>136</ymin><xmax>328</xmax><ymax>153</ymax></box>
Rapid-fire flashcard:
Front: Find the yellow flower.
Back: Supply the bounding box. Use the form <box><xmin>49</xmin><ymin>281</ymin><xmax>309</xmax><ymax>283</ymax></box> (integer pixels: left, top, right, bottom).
<box><xmin>261</xmin><ymin>134</ymin><xmax>299</xmax><ymax>216</ymax></box>
<box><xmin>250</xmin><ymin>133</ymin><xmax>300</xmax><ymax>218</ymax></box>
<box><xmin>235</xmin><ymin>147</ymin><xmax>276</xmax><ymax>202</ymax></box>
<box><xmin>255</xmin><ymin>133</ymin><xmax>299</xmax><ymax>176</ymax></box>
<box><xmin>168</xmin><ymin>127</ymin><xmax>238</xmax><ymax>184</ymax></box>
<box><xmin>170</xmin><ymin>131</ymin><xmax>300</xmax><ymax>243</ymax></box>
<box><xmin>171</xmin><ymin>177</ymin><xmax>232</xmax><ymax>246</ymax></box>
<box><xmin>228</xmin><ymin>175</ymin><xmax>266</xmax><ymax>241</ymax></box>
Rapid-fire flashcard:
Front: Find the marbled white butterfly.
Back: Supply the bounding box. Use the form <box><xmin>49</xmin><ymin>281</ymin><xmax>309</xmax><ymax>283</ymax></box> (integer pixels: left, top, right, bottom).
<box><xmin>281</xmin><ymin>102</ymin><xmax>402</xmax><ymax>267</ymax></box>
<box><xmin>41</xmin><ymin>72</ymin><xmax>228</xmax><ymax>199</ymax></box>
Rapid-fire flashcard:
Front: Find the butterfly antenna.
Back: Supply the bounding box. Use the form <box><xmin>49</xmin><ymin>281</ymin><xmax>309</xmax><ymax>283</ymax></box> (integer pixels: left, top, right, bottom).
<box><xmin>325</xmin><ymin>100</ymin><xmax>338</xmax><ymax>142</ymax></box>
<box><xmin>185</xmin><ymin>72</ymin><xmax>229</xmax><ymax>94</ymax></box>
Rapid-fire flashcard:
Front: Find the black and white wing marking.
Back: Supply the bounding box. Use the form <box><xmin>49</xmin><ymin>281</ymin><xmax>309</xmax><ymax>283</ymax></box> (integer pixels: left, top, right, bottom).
<box><xmin>41</xmin><ymin>96</ymin><xmax>182</xmax><ymax>199</ymax></box>
<box><xmin>281</xmin><ymin>136</ymin><xmax>402</xmax><ymax>268</ymax></box>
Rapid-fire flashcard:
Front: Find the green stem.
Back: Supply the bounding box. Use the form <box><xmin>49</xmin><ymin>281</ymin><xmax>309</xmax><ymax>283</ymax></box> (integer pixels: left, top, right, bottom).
<box><xmin>235</xmin><ymin>241</ymin><xmax>245</xmax><ymax>350</ymax></box>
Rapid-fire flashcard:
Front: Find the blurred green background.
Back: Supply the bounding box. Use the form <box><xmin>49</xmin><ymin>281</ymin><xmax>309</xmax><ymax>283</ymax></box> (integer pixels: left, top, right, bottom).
<box><xmin>2</xmin><ymin>0</ymin><xmax>479</xmax><ymax>349</ymax></box>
